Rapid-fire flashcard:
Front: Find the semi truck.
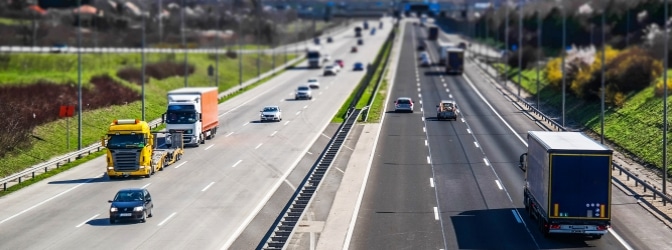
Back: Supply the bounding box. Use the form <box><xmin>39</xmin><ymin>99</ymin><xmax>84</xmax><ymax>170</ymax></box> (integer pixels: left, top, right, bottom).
<box><xmin>518</xmin><ymin>131</ymin><xmax>612</xmax><ymax>239</ymax></box>
<box><xmin>437</xmin><ymin>41</ymin><xmax>457</xmax><ymax>65</ymax></box>
<box><xmin>164</xmin><ymin>87</ymin><xmax>219</xmax><ymax>147</ymax></box>
<box><xmin>102</xmin><ymin>119</ymin><xmax>184</xmax><ymax>179</ymax></box>
<box><xmin>445</xmin><ymin>48</ymin><xmax>464</xmax><ymax>75</ymax></box>
<box><xmin>306</xmin><ymin>45</ymin><xmax>322</xmax><ymax>68</ymax></box>
<box><xmin>427</xmin><ymin>26</ymin><xmax>439</xmax><ymax>40</ymax></box>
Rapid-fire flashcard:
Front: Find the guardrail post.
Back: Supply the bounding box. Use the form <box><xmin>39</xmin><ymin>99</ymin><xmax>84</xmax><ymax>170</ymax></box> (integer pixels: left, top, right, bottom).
<box><xmin>45</xmin><ymin>167</ymin><xmax>48</xmax><ymax>173</ymax></box>
<box><xmin>3</xmin><ymin>182</ymin><xmax>6</xmax><ymax>191</ymax></box>
<box><xmin>32</xmin><ymin>172</ymin><xmax>35</xmax><ymax>179</ymax></box>
<box><xmin>18</xmin><ymin>177</ymin><xmax>21</xmax><ymax>184</ymax></box>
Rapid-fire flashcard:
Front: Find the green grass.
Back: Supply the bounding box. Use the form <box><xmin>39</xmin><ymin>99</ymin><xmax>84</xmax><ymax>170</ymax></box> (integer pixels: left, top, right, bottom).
<box><xmin>0</xmin><ymin>17</ymin><xmax>24</xmax><ymax>26</ymax></box>
<box><xmin>366</xmin><ymin>78</ymin><xmax>389</xmax><ymax>123</ymax></box>
<box><xmin>499</xmin><ymin>62</ymin><xmax>672</xmax><ymax>173</ymax></box>
<box><xmin>0</xmin><ymin>151</ymin><xmax>105</xmax><ymax>198</ymax></box>
<box><xmin>0</xmin><ymin>52</ymin><xmax>296</xmax><ymax>178</ymax></box>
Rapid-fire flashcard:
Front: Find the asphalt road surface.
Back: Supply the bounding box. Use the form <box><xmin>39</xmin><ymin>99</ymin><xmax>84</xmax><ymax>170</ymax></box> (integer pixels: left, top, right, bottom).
<box><xmin>347</xmin><ymin>20</ymin><xmax>672</xmax><ymax>250</ymax></box>
<box><xmin>0</xmin><ymin>18</ymin><xmax>392</xmax><ymax>250</ymax></box>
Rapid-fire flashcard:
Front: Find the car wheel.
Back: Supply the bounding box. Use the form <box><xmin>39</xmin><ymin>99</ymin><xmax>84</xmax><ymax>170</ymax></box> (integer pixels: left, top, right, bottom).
<box><xmin>148</xmin><ymin>209</ymin><xmax>153</xmax><ymax>218</ymax></box>
<box><xmin>140</xmin><ymin>211</ymin><xmax>147</xmax><ymax>223</ymax></box>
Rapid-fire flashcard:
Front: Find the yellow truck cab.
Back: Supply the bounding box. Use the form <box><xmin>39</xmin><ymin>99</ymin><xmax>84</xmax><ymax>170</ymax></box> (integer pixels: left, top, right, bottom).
<box><xmin>102</xmin><ymin>119</ymin><xmax>183</xmax><ymax>179</ymax></box>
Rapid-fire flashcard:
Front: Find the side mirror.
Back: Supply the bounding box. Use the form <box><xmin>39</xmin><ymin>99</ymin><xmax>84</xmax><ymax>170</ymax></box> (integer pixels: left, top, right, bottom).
<box><xmin>108</xmin><ymin>200</ymin><xmax>113</xmax><ymax>203</ymax></box>
<box><xmin>146</xmin><ymin>197</ymin><xmax>151</xmax><ymax>202</ymax></box>
<box><xmin>199</xmin><ymin>113</ymin><xmax>203</xmax><ymax>122</ymax></box>
<box><xmin>101</xmin><ymin>136</ymin><xmax>106</xmax><ymax>147</ymax></box>
<box><xmin>519</xmin><ymin>153</ymin><xmax>527</xmax><ymax>172</ymax></box>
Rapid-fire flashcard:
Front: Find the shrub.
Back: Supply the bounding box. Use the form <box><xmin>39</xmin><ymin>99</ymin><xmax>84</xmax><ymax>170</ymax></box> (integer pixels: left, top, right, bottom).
<box><xmin>654</xmin><ymin>76</ymin><xmax>672</xmax><ymax>96</ymax></box>
<box><xmin>544</xmin><ymin>57</ymin><xmax>563</xmax><ymax>89</ymax></box>
<box><xmin>570</xmin><ymin>46</ymin><xmax>620</xmax><ymax>100</ymax></box>
<box><xmin>606</xmin><ymin>47</ymin><xmax>662</xmax><ymax>93</ymax></box>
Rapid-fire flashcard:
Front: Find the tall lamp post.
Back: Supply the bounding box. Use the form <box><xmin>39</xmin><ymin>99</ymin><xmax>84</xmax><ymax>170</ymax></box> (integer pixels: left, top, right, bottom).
<box><xmin>141</xmin><ymin>12</ymin><xmax>146</xmax><ymax>120</ymax></box>
<box><xmin>600</xmin><ymin>10</ymin><xmax>605</xmax><ymax>144</ymax></box>
<box><xmin>663</xmin><ymin>0</ymin><xmax>669</xmax><ymax>195</ymax></box>
<box><xmin>77</xmin><ymin>0</ymin><xmax>83</xmax><ymax>150</ymax></box>
<box><xmin>517</xmin><ymin>0</ymin><xmax>523</xmax><ymax>98</ymax></box>
<box><xmin>536</xmin><ymin>10</ymin><xmax>541</xmax><ymax>110</ymax></box>
<box><xmin>181</xmin><ymin>0</ymin><xmax>188</xmax><ymax>87</ymax></box>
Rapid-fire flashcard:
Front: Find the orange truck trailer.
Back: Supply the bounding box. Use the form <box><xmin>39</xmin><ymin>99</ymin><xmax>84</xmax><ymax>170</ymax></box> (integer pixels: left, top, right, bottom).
<box><xmin>163</xmin><ymin>87</ymin><xmax>219</xmax><ymax>147</ymax></box>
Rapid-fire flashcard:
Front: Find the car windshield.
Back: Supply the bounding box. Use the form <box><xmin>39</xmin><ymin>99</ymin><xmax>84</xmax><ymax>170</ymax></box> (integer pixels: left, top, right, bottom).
<box><xmin>325</xmin><ymin>66</ymin><xmax>333</xmax><ymax>69</ymax></box>
<box><xmin>308</xmin><ymin>79</ymin><xmax>317</xmax><ymax>83</ymax></box>
<box><xmin>397</xmin><ymin>99</ymin><xmax>411</xmax><ymax>104</ymax></box>
<box><xmin>106</xmin><ymin>134</ymin><xmax>145</xmax><ymax>149</ymax></box>
<box><xmin>298</xmin><ymin>86</ymin><xmax>309</xmax><ymax>91</ymax></box>
<box><xmin>263</xmin><ymin>107</ymin><xmax>278</xmax><ymax>112</ymax></box>
<box><xmin>442</xmin><ymin>102</ymin><xmax>454</xmax><ymax>109</ymax></box>
<box><xmin>113</xmin><ymin>191</ymin><xmax>143</xmax><ymax>202</ymax></box>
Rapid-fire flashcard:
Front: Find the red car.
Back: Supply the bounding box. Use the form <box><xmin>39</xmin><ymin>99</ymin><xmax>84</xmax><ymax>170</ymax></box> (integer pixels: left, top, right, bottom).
<box><xmin>335</xmin><ymin>59</ymin><xmax>344</xmax><ymax>68</ymax></box>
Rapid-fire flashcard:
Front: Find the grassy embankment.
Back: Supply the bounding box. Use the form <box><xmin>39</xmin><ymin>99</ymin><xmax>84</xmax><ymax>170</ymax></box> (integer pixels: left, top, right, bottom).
<box><xmin>495</xmin><ymin>64</ymin><xmax>672</xmax><ymax>172</ymax></box>
<box><xmin>0</xmin><ymin>52</ymin><xmax>296</xmax><ymax>178</ymax></box>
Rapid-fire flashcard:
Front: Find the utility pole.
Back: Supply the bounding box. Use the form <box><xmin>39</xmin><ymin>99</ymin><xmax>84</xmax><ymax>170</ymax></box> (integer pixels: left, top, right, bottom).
<box><xmin>561</xmin><ymin>1</ymin><xmax>566</xmax><ymax>128</ymax></box>
<box><xmin>142</xmin><ymin>12</ymin><xmax>146</xmax><ymax>120</ymax></box>
<box><xmin>215</xmin><ymin>5</ymin><xmax>221</xmax><ymax>88</ymax></box>
<box><xmin>663</xmin><ymin>0</ymin><xmax>669</xmax><ymax>195</ymax></box>
<box><xmin>182</xmin><ymin>0</ymin><xmax>188</xmax><ymax>87</ymax></box>
<box><xmin>517</xmin><ymin>0</ymin><xmax>523</xmax><ymax>98</ymax></box>
<box><xmin>600</xmin><ymin>11</ymin><xmax>605</xmax><ymax>144</ymax></box>
<box><xmin>537</xmin><ymin>11</ymin><xmax>541</xmax><ymax>110</ymax></box>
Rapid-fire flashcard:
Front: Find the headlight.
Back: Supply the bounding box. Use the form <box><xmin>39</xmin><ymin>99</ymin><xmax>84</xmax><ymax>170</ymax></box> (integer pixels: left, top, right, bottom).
<box><xmin>139</xmin><ymin>166</ymin><xmax>145</xmax><ymax>169</ymax></box>
<box><xmin>110</xmin><ymin>207</ymin><xmax>118</xmax><ymax>212</ymax></box>
<box><xmin>133</xmin><ymin>206</ymin><xmax>144</xmax><ymax>212</ymax></box>
<box><xmin>107</xmin><ymin>167</ymin><xmax>113</xmax><ymax>170</ymax></box>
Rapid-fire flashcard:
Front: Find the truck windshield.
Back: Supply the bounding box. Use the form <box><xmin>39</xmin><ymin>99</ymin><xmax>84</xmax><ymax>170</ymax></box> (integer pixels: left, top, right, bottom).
<box><xmin>307</xmin><ymin>52</ymin><xmax>320</xmax><ymax>58</ymax></box>
<box><xmin>107</xmin><ymin>134</ymin><xmax>145</xmax><ymax>149</ymax></box>
<box><xmin>166</xmin><ymin>111</ymin><xmax>197</xmax><ymax>124</ymax></box>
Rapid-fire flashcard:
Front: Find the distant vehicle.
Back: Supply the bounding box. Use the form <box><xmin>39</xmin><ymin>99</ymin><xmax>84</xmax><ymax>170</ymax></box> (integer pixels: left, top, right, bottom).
<box><xmin>458</xmin><ymin>42</ymin><xmax>467</xmax><ymax>49</ymax></box>
<box><xmin>363</xmin><ymin>21</ymin><xmax>369</xmax><ymax>30</ymax></box>
<box><xmin>379</xmin><ymin>22</ymin><xmax>383</xmax><ymax>29</ymax></box>
<box><xmin>50</xmin><ymin>43</ymin><xmax>68</xmax><ymax>53</ymax></box>
<box><xmin>353</xmin><ymin>62</ymin><xmax>364</xmax><ymax>71</ymax></box>
<box><xmin>417</xmin><ymin>39</ymin><xmax>426</xmax><ymax>51</ymax></box>
<box><xmin>418</xmin><ymin>51</ymin><xmax>429</xmax><ymax>61</ymax></box>
<box><xmin>307</xmin><ymin>78</ymin><xmax>320</xmax><ymax>89</ymax></box>
<box><xmin>313</xmin><ymin>37</ymin><xmax>320</xmax><ymax>45</ymax></box>
<box><xmin>260</xmin><ymin>106</ymin><xmax>282</xmax><ymax>122</ymax></box>
<box><xmin>108</xmin><ymin>188</ymin><xmax>153</xmax><ymax>224</ymax></box>
<box><xmin>327</xmin><ymin>37</ymin><xmax>333</xmax><ymax>43</ymax></box>
<box><xmin>445</xmin><ymin>48</ymin><xmax>465</xmax><ymax>75</ymax></box>
<box><xmin>436</xmin><ymin>100</ymin><xmax>458</xmax><ymax>120</ymax></box>
<box><xmin>322</xmin><ymin>54</ymin><xmax>332</xmax><ymax>62</ymax></box>
<box><xmin>420</xmin><ymin>14</ymin><xmax>427</xmax><ymax>26</ymax></box>
<box><xmin>295</xmin><ymin>85</ymin><xmax>313</xmax><ymax>100</ymax></box>
<box><xmin>519</xmin><ymin>131</ymin><xmax>613</xmax><ymax>239</ymax></box>
<box><xmin>357</xmin><ymin>39</ymin><xmax>364</xmax><ymax>45</ymax></box>
<box><xmin>437</xmin><ymin>41</ymin><xmax>458</xmax><ymax>65</ymax></box>
<box><xmin>394</xmin><ymin>97</ymin><xmax>414</xmax><ymax>113</ymax></box>
<box><xmin>428</xmin><ymin>26</ymin><xmax>439</xmax><ymax>40</ymax></box>
<box><xmin>332</xmin><ymin>62</ymin><xmax>342</xmax><ymax>72</ymax></box>
<box><xmin>355</xmin><ymin>27</ymin><xmax>362</xmax><ymax>37</ymax></box>
<box><xmin>351</xmin><ymin>46</ymin><xmax>358</xmax><ymax>53</ymax></box>
<box><xmin>334</xmin><ymin>59</ymin><xmax>344</xmax><ymax>68</ymax></box>
<box><xmin>370</xmin><ymin>28</ymin><xmax>376</xmax><ymax>35</ymax></box>
<box><xmin>306</xmin><ymin>45</ymin><xmax>322</xmax><ymax>69</ymax></box>
<box><xmin>420</xmin><ymin>56</ymin><xmax>431</xmax><ymax>67</ymax></box>
<box><xmin>323</xmin><ymin>65</ymin><xmax>338</xmax><ymax>76</ymax></box>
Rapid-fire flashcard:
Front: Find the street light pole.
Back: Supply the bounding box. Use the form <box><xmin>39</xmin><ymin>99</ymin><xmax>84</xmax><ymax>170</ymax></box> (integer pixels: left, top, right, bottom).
<box><xmin>141</xmin><ymin>12</ymin><xmax>146</xmax><ymax>121</ymax></box>
<box><xmin>182</xmin><ymin>0</ymin><xmax>188</xmax><ymax>87</ymax></box>
<box><xmin>215</xmin><ymin>7</ymin><xmax>220</xmax><ymax>88</ymax></box>
<box><xmin>561</xmin><ymin>3</ymin><xmax>566</xmax><ymax>128</ymax></box>
<box><xmin>537</xmin><ymin>10</ymin><xmax>541</xmax><ymax>110</ymax></box>
<box><xmin>238</xmin><ymin>17</ymin><xmax>243</xmax><ymax>89</ymax></box>
<box><xmin>663</xmin><ymin>0</ymin><xmax>669</xmax><ymax>195</ymax></box>
<box><xmin>77</xmin><ymin>0</ymin><xmax>82</xmax><ymax>150</ymax></box>
<box><xmin>600</xmin><ymin>11</ymin><xmax>605</xmax><ymax>144</ymax></box>
<box><xmin>517</xmin><ymin>0</ymin><xmax>523</xmax><ymax>98</ymax></box>
<box><xmin>504</xmin><ymin>4</ymin><xmax>509</xmax><ymax>87</ymax></box>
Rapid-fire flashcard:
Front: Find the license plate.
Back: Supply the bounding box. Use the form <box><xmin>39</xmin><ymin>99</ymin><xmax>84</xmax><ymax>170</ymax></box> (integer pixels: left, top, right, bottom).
<box><xmin>120</xmin><ymin>213</ymin><xmax>132</xmax><ymax>217</ymax></box>
<box><xmin>122</xmin><ymin>172</ymin><xmax>130</xmax><ymax>175</ymax></box>
<box><xmin>572</xmin><ymin>230</ymin><xmax>584</xmax><ymax>233</ymax></box>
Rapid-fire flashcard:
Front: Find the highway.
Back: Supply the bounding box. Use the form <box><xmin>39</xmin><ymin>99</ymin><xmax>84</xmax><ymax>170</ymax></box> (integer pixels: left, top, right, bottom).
<box><xmin>347</xmin><ymin>20</ymin><xmax>672</xmax><ymax>250</ymax></box>
<box><xmin>0</xmin><ymin>18</ymin><xmax>392</xmax><ymax>249</ymax></box>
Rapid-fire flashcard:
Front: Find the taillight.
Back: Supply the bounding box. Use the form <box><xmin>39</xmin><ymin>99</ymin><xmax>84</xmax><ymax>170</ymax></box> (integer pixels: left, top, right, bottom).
<box><xmin>549</xmin><ymin>224</ymin><xmax>560</xmax><ymax>229</ymax></box>
<box><xmin>597</xmin><ymin>225</ymin><xmax>609</xmax><ymax>230</ymax></box>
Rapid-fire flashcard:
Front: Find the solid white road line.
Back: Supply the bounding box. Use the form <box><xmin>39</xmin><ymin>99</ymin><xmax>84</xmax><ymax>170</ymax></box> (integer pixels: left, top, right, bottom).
<box><xmin>174</xmin><ymin>161</ymin><xmax>188</xmax><ymax>169</ymax></box>
<box><xmin>141</xmin><ymin>183</ymin><xmax>152</xmax><ymax>189</ymax></box>
<box><xmin>483</xmin><ymin>158</ymin><xmax>490</xmax><ymax>166</ymax></box>
<box><xmin>157</xmin><ymin>212</ymin><xmax>177</xmax><ymax>226</ymax></box>
<box><xmin>231</xmin><ymin>160</ymin><xmax>243</xmax><ymax>168</ymax></box>
<box><xmin>433</xmin><ymin>207</ymin><xmax>439</xmax><ymax>221</ymax></box>
<box><xmin>495</xmin><ymin>180</ymin><xmax>503</xmax><ymax>190</ymax></box>
<box><xmin>430</xmin><ymin>178</ymin><xmax>435</xmax><ymax>188</ymax></box>
<box><xmin>511</xmin><ymin>209</ymin><xmax>522</xmax><ymax>223</ymax></box>
<box><xmin>474</xmin><ymin>141</ymin><xmax>480</xmax><ymax>148</ymax></box>
<box><xmin>0</xmin><ymin>174</ymin><xmax>103</xmax><ymax>224</ymax></box>
<box><xmin>423</xmin><ymin>127</ymin><xmax>426</xmax><ymax>133</ymax></box>
<box><xmin>609</xmin><ymin>228</ymin><xmax>635</xmax><ymax>250</ymax></box>
<box><xmin>425</xmin><ymin>140</ymin><xmax>428</xmax><ymax>146</ymax></box>
<box><xmin>76</xmin><ymin>214</ymin><xmax>99</xmax><ymax>228</ymax></box>
<box><xmin>467</xmin><ymin>128</ymin><xmax>472</xmax><ymax>134</ymax></box>
<box><xmin>421</xmin><ymin>116</ymin><xmax>425</xmax><ymax>121</ymax></box>
<box><xmin>201</xmin><ymin>182</ymin><xmax>215</xmax><ymax>192</ymax></box>
<box><xmin>204</xmin><ymin>144</ymin><xmax>215</xmax><ymax>151</ymax></box>
<box><xmin>427</xmin><ymin>156</ymin><xmax>431</xmax><ymax>164</ymax></box>
<box><xmin>255</xmin><ymin>143</ymin><xmax>263</xmax><ymax>149</ymax></box>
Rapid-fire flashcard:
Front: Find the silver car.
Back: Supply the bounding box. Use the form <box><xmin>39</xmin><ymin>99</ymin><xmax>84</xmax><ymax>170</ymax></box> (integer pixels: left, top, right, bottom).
<box><xmin>295</xmin><ymin>85</ymin><xmax>313</xmax><ymax>100</ymax></box>
<box><xmin>394</xmin><ymin>97</ymin><xmax>414</xmax><ymax>113</ymax></box>
<box><xmin>260</xmin><ymin>106</ymin><xmax>282</xmax><ymax>122</ymax></box>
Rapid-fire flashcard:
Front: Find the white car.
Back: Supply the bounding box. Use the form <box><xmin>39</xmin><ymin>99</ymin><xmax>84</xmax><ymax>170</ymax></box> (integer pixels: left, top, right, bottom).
<box><xmin>332</xmin><ymin>62</ymin><xmax>342</xmax><ymax>72</ymax></box>
<box><xmin>260</xmin><ymin>106</ymin><xmax>282</xmax><ymax>122</ymax></box>
<box><xmin>307</xmin><ymin>78</ymin><xmax>320</xmax><ymax>89</ymax></box>
<box><xmin>394</xmin><ymin>97</ymin><xmax>414</xmax><ymax>113</ymax></box>
<box><xmin>322</xmin><ymin>54</ymin><xmax>332</xmax><ymax>62</ymax></box>
<box><xmin>323</xmin><ymin>65</ymin><xmax>338</xmax><ymax>76</ymax></box>
<box><xmin>295</xmin><ymin>85</ymin><xmax>313</xmax><ymax>100</ymax></box>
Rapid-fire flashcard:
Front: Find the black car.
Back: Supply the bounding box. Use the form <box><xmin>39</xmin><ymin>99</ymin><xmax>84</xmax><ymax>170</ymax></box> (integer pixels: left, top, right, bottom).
<box><xmin>109</xmin><ymin>188</ymin><xmax>153</xmax><ymax>224</ymax></box>
<box><xmin>327</xmin><ymin>37</ymin><xmax>333</xmax><ymax>43</ymax></box>
<box><xmin>357</xmin><ymin>39</ymin><xmax>364</xmax><ymax>45</ymax></box>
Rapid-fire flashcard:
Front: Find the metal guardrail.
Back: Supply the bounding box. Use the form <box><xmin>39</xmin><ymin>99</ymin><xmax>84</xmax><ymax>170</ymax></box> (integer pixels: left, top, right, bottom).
<box><xmin>470</xmin><ymin>51</ymin><xmax>672</xmax><ymax>208</ymax></box>
<box><xmin>258</xmin><ymin>109</ymin><xmax>362</xmax><ymax>250</ymax></box>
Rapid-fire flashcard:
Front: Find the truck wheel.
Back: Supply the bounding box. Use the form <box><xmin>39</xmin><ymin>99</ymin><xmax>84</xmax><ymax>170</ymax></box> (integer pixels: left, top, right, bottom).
<box><xmin>200</xmin><ymin>134</ymin><xmax>205</xmax><ymax>144</ymax></box>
